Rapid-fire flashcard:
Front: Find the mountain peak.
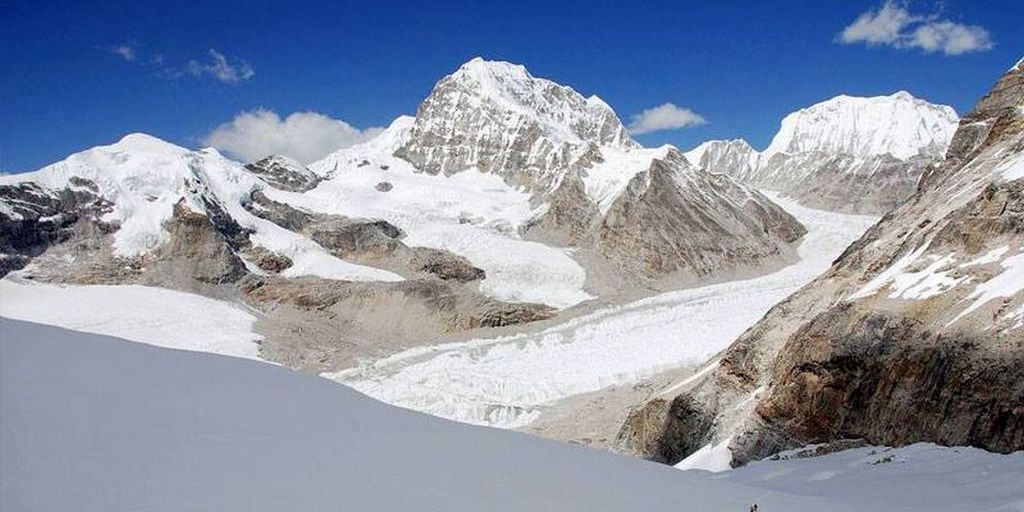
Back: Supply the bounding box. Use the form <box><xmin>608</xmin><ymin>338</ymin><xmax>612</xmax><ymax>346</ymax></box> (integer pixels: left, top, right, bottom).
<box><xmin>455</xmin><ymin>57</ymin><xmax>530</xmax><ymax>80</ymax></box>
<box><xmin>395</xmin><ymin>58</ymin><xmax>636</xmax><ymax>185</ymax></box>
<box><xmin>764</xmin><ymin>92</ymin><xmax>959</xmax><ymax>160</ymax></box>
<box><xmin>110</xmin><ymin>133</ymin><xmax>189</xmax><ymax>156</ymax></box>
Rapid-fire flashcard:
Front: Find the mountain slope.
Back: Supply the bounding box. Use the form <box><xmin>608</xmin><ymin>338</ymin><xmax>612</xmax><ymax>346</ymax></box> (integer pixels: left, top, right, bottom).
<box><xmin>617</xmin><ymin>58</ymin><xmax>1024</xmax><ymax>467</ymax></box>
<box><xmin>688</xmin><ymin>92</ymin><xmax>959</xmax><ymax>214</ymax></box>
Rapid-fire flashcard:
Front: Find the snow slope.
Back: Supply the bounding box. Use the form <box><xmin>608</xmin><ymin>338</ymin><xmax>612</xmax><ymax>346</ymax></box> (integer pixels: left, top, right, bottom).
<box><xmin>329</xmin><ymin>195</ymin><xmax>878</xmax><ymax>428</ymax></box>
<box><xmin>4</xmin><ymin>320</ymin><xmax>1020</xmax><ymax>511</ymax></box>
<box><xmin>0</xmin><ymin>319</ymin><xmax>820</xmax><ymax>512</ymax></box>
<box><xmin>0</xmin><ymin>278</ymin><xmax>262</xmax><ymax>360</ymax></box>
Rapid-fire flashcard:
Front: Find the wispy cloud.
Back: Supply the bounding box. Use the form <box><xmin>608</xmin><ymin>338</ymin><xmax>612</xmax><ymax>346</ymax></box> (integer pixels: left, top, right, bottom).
<box><xmin>203</xmin><ymin>110</ymin><xmax>384</xmax><ymax>164</ymax></box>
<box><xmin>106</xmin><ymin>43</ymin><xmax>255</xmax><ymax>84</ymax></box>
<box><xmin>187</xmin><ymin>50</ymin><xmax>254</xmax><ymax>84</ymax></box>
<box><xmin>109</xmin><ymin>43</ymin><xmax>136</xmax><ymax>61</ymax></box>
<box><xmin>838</xmin><ymin>1</ymin><xmax>993</xmax><ymax>55</ymax></box>
<box><xmin>628</xmin><ymin>103</ymin><xmax>707</xmax><ymax>135</ymax></box>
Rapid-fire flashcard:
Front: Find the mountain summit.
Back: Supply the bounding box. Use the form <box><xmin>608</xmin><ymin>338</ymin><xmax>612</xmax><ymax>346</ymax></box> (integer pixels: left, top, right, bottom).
<box><xmin>688</xmin><ymin>91</ymin><xmax>960</xmax><ymax>214</ymax></box>
<box><xmin>395</xmin><ymin>58</ymin><xmax>635</xmax><ymax>191</ymax></box>
<box><xmin>763</xmin><ymin>91</ymin><xmax>959</xmax><ymax>160</ymax></box>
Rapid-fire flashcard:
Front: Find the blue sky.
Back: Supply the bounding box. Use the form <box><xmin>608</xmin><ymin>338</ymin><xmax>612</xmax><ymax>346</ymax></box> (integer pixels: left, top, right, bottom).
<box><xmin>2</xmin><ymin>0</ymin><xmax>1022</xmax><ymax>172</ymax></box>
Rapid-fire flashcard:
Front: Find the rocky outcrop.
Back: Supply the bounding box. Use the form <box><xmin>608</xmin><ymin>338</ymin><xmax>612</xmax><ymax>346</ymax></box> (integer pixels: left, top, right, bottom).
<box><xmin>0</xmin><ymin>179</ymin><xmax>115</xmax><ymax>277</ymax></box>
<box><xmin>244</xmin><ymin>155</ymin><xmax>321</xmax><ymax>192</ymax></box>
<box><xmin>596</xmin><ymin>150</ymin><xmax>805</xmax><ymax>282</ymax></box>
<box><xmin>752</xmin><ymin>151</ymin><xmax>937</xmax><ymax>214</ymax></box>
<box><xmin>244</xmin><ymin>190</ymin><xmax>485</xmax><ymax>282</ymax></box>
<box><xmin>143</xmin><ymin>200</ymin><xmax>249</xmax><ymax>287</ymax></box>
<box><xmin>617</xmin><ymin>58</ymin><xmax>1024</xmax><ymax>467</ymax></box>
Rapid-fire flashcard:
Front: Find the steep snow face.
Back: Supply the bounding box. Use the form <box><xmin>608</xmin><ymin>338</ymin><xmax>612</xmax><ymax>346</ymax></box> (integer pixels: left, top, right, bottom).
<box><xmin>763</xmin><ymin>91</ymin><xmax>958</xmax><ymax>160</ymax></box>
<box><xmin>329</xmin><ymin>196</ymin><xmax>875</xmax><ymax>428</ymax></box>
<box><xmin>685</xmin><ymin>93</ymin><xmax>958</xmax><ymax>215</ymax></box>
<box><xmin>428</xmin><ymin>57</ymin><xmax>635</xmax><ymax>148</ymax></box>
<box><xmin>0</xmin><ymin>133</ymin><xmax>403</xmax><ymax>282</ymax></box>
<box><xmin>395</xmin><ymin>58</ymin><xmax>636</xmax><ymax>191</ymax></box>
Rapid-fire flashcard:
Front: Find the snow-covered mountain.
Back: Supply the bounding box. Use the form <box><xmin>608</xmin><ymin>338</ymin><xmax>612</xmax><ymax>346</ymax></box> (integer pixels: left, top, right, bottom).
<box><xmin>688</xmin><ymin>91</ymin><xmax>960</xmax><ymax>214</ymax></box>
<box><xmin>1</xmin><ymin>58</ymin><xmax>806</xmax><ymax>296</ymax></box>
<box><xmin>0</xmin><ymin>57</ymin><xmax>809</xmax><ymax>379</ymax></box>
<box><xmin>763</xmin><ymin>91</ymin><xmax>958</xmax><ymax>160</ymax></box>
<box><xmin>394</xmin><ymin>58</ymin><xmax>806</xmax><ymax>290</ymax></box>
<box><xmin>396</xmin><ymin>57</ymin><xmax>636</xmax><ymax>192</ymax></box>
<box><xmin>619</xmin><ymin>58</ymin><xmax>1024</xmax><ymax>468</ymax></box>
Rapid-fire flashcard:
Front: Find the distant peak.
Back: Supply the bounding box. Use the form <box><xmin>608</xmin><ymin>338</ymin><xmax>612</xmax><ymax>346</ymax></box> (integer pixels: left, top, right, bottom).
<box><xmin>764</xmin><ymin>91</ymin><xmax>959</xmax><ymax>160</ymax></box>
<box><xmin>110</xmin><ymin>133</ymin><xmax>188</xmax><ymax>155</ymax></box>
<box><xmin>455</xmin><ymin>57</ymin><xmax>530</xmax><ymax>78</ymax></box>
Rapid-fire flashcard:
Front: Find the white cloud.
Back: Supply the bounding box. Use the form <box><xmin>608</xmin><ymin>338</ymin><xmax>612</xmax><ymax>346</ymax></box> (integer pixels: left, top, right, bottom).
<box><xmin>628</xmin><ymin>103</ymin><xmax>707</xmax><ymax>135</ymax></box>
<box><xmin>187</xmin><ymin>50</ymin><xmax>254</xmax><ymax>84</ymax></box>
<box><xmin>110</xmin><ymin>44</ymin><xmax>136</xmax><ymax>61</ymax></box>
<box><xmin>908</xmin><ymin>21</ymin><xmax>993</xmax><ymax>55</ymax></box>
<box><xmin>204</xmin><ymin>110</ymin><xmax>383</xmax><ymax>164</ymax></box>
<box><xmin>838</xmin><ymin>1</ymin><xmax>993</xmax><ymax>56</ymax></box>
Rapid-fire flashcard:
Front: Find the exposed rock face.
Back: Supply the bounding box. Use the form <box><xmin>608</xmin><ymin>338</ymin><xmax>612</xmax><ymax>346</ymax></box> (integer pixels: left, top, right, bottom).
<box><xmin>753</xmin><ymin>151</ymin><xmax>937</xmax><ymax>214</ymax></box>
<box><xmin>0</xmin><ymin>179</ymin><xmax>115</xmax><ymax>276</ymax></box>
<box><xmin>143</xmin><ymin>200</ymin><xmax>249</xmax><ymax>287</ymax></box>
<box><xmin>686</xmin><ymin>92</ymin><xmax>959</xmax><ymax>215</ymax></box>
<box><xmin>617</xmin><ymin>59</ymin><xmax>1024</xmax><ymax>466</ymax></box>
<box><xmin>243</xmin><ymin>155</ymin><xmax>321</xmax><ymax>192</ymax></box>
